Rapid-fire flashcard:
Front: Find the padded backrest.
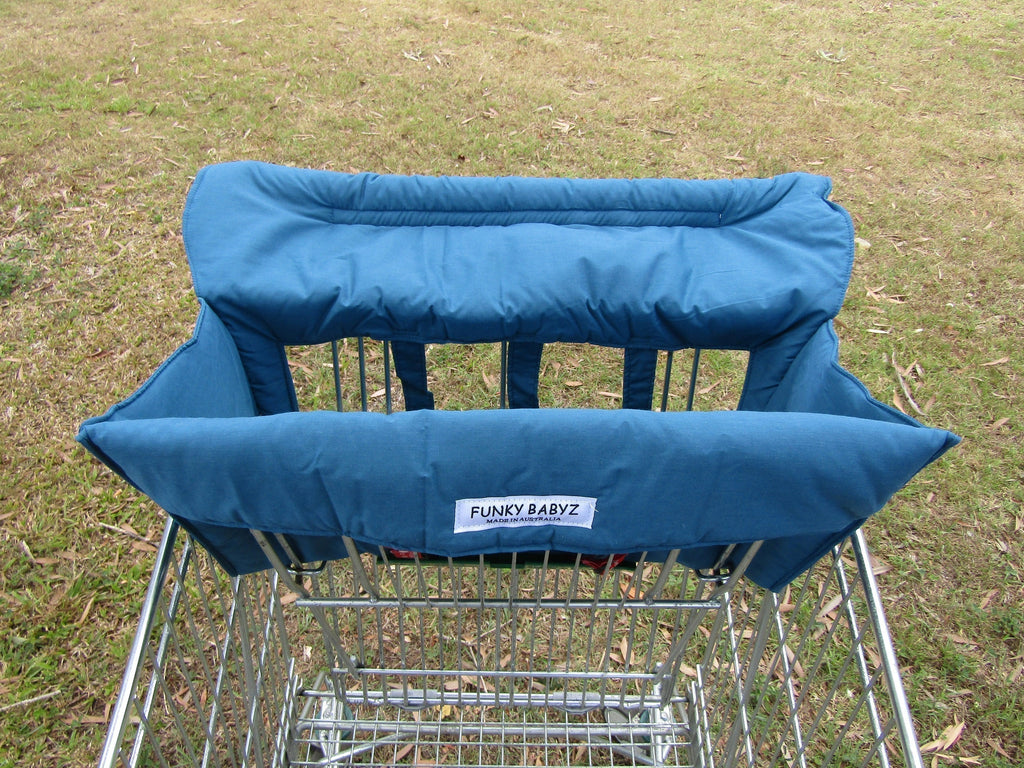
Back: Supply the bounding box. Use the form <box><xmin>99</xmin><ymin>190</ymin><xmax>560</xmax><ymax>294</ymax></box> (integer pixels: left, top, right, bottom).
<box><xmin>183</xmin><ymin>162</ymin><xmax>854</xmax><ymax>414</ymax></box>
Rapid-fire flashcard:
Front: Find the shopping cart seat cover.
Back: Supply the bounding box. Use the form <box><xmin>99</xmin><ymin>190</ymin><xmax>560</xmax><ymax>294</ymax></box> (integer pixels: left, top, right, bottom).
<box><xmin>78</xmin><ymin>162</ymin><xmax>958</xmax><ymax>591</ymax></box>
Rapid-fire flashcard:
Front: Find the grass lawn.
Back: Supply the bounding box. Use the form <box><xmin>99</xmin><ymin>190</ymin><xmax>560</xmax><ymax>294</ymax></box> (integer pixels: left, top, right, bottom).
<box><xmin>1</xmin><ymin>0</ymin><xmax>1021</xmax><ymax>765</ymax></box>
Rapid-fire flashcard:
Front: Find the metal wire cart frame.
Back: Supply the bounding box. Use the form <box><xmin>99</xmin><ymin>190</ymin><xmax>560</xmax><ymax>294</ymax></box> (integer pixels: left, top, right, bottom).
<box><xmin>79</xmin><ymin>163</ymin><xmax>958</xmax><ymax>768</ymax></box>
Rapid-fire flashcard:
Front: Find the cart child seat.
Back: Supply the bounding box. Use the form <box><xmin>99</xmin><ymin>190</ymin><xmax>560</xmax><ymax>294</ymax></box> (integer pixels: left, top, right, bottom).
<box><xmin>79</xmin><ymin>162</ymin><xmax>957</xmax><ymax>768</ymax></box>
<box><xmin>79</xmin><ymin>161</ymin><xmax>955</xmax><ymax>589</ymax></box>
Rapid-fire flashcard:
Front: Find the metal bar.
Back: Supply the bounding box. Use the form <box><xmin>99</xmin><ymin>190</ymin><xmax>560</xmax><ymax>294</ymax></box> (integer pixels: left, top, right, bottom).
<box><xmin>249</xmin><ymin>531</ymin><xmax>358</xmax><ymax>678</ymax></box>
<box><xmin>816</xmin><ymin>664</ymin><xmax>895</xmax><ymax>768</ymax></box>
<box><xmin>707</xmin><ymin>540</ymin><xmax>764</xmax><ymax>601</ymax></box>
<box><xmin>99</xmin><ymin>518</ymin><xmax>181</xmax><ymax>768</ymax></box>
<box><xmin>330</xmin><ymin>339</ymin><xmax>343</xmax><ymax>411</ymax></box>
<box><xmin>383</xmin><ymin>340</ymin><xmax>393</xmax><ymax>414</ymax></box>
<box><xmin>192</xmin><ymin>550</ymin><xmax>245</xmax><ymax>768</ymax></box>
<box><xmin>295</xmin><ymin>716</ymin><xmax>690</xmax><ymax>765</ymax></box>
<box><xmin>791</xmin><ymin>610</ymin><xmax>875</xmax><ymax>762</ymax></box>
<box><xmin>357</xmin><ymin>336</ymin><xmax>368</xmax><ymax>411</ymax></box>
<box><xmin>232</xmin><ymin>578</ymin><xmax>267</xmax><ymax>768</ymax></box>
<box><xmin>644</xmin><ymin>549</ymin><xmax>681</xmax><ymax>602</ymax></box>
<box><xmin>853</xmin><ymin>529</ymin><xmax>925</xmax><ymax>768</ymax></box>
<box><xmin>296</xmin><ymin>595</ymin><xmax>722</xmax><ymax>611</ymax></box>
<box><xmin>657</xmin><ymin>576</ymin><xmax>717</xmax><ymax>700</ymax></box>
<box><xmin>690</xmin><ymin>666</ymin><xmax>714</xmax><ymax>768</ymax></box>
<box><xmin>660</xmin><ymin>350</ymin><xmax>674</xmax><ymax>412</ymax></box>
<box><xmin>834</xmin><ymin>543</ymin><xmax>893</xmax><ymax>768</ymax></box>
<box><xmin>165</xmin><ymin>562</ymin><xmax>235</xmax><ymax>768</ymax></box>
<box><xmin>301</xmin><ymin>720</ymin><xmax>689</xmax><ymax>741</ymax></box>
<box><xmin>649</xmin><ymin>683</ymin><xmax>676</xmax><ymax>766</ymax></box>
<box><xmin>127</xmin><ymin>530</ymin><xmax>203</xmax><ymax>768</ymax></box>
<box><xmin>686</xmin><ymin>348</ymin><xmax>701</xmax><ymax>411</ymax></box>
<box><xmin>275</xmin><ymin>532</ymin><xmax>306</xmax><ymax>570</ymax></box>
<box><xmin>720</xmin><ymin>595</ymin><xmax>756</xmax><ymax>767</ymax></box>
<box><xmin>309</xmin><ymin>687</ymin><xmax>684</xmax><ymax>709</ymax></box>
<box><xmin>754</xmin><ymin>550</ymin><xmax>857</xmax><ymax>766</ymax></box>
<box><xmin>763</xmin><ymin>591</ymin><xmax>809</xmax><ymax>768</ymax></box>
<box><xmin>342</xmin><ymin>536</ymin><xmax>379</xmax><ymax>599</ymax></box>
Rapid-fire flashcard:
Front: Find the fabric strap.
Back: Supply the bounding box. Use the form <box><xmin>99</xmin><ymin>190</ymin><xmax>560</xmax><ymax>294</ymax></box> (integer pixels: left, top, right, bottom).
<box><xmin>390</xmin><ymin>341</ymin><xmax>435</xmax><ymax>411</ymax></box>
<box><xmin>622</xmin><ymin>348</ymin><xmax>659</xmax><ymax>411</ymax></box>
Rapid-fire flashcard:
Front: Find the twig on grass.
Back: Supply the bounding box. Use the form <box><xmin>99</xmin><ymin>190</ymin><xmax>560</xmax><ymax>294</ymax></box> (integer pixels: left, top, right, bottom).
<box><xmin>892</xmin><ymin>352</ymin><xmax>925</xmax><ymax>415</ymax></box>
<box><xmin>98</xmin><ymin>521</ymin><xmax>155</xmax><ymax>546</ymax></box>
<box><xmin>0</xmin><ymin>689</ymin><xmax>62</xmax><ymax>714</ymax></box>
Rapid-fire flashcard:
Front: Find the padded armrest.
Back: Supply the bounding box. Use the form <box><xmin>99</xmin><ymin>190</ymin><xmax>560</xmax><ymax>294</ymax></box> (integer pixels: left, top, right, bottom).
<box><xmin>78</xmin><ymin>301</ymin><xmax>257</xmax><ymax>482</ymax></box>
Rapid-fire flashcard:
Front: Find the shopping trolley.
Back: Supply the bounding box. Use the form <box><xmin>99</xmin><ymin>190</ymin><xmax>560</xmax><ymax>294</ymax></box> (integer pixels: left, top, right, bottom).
<box><xmin>79</xmin><ymin>162</ymin><xmax>958</xmax><ymax>768</ymax></box>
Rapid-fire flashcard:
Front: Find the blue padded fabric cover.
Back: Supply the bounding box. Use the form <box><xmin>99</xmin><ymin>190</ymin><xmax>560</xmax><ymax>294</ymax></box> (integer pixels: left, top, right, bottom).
<box><xmin>78</xmin><ymin>162</ymin><xmax>959</xmax><ymax>591</ymax></box>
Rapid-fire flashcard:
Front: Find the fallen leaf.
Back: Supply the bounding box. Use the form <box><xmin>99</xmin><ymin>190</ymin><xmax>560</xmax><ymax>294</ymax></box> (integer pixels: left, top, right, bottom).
<box><xmin>816</xmin><ymin>594</ymin><xmax>844</xmax><ymax>623</ymax></box>
<box><xmin>921</xmin><ymin>720</ymin><xmax>965</xmax><ymax>753</ymax></box>
<box><xmin>64</xmin><ymin>715</ymin><xmax>108</xmax><ymax>725</ymax></box>
<box><xmin>619</xmin><ymin>636</ymin><xmax>632</xmax><ymax>665</ymax></box>
<box><xmin>393</xmin><ymin>743</ymin><xmax>415</xmax><ymax>762</ymax></box>
<box><xmin>870</xmin><ymin>553</ymin><xmax>892</xmax><ymax>576</ymax></box>
<box><xmin>782</xmin><ymin>643</ymin><xmax>804</xmax><ymax>679</ymax></box>
<box><xmin>946</xmin><ymin>632</ymin><xmax>977</xmax><ymax>647</ymax></box>
<box><xmin>76</xmin><ymin>595</ymin><xmax>96</xmax><ymax>626</ymax></box>
<box><xmin>981</xmin><ymin>356</ymin><xmax>1009</xmax><ymax>366</ymax></box>
<box><xmin>620</xmin><ymin>581</ymin><xmax>641</xmax><ymax>599</ymax></box>
<box><xmin>987</xmin><ymin>738</ymin><xmax>1011</xmax><ymax>758</ymax></box>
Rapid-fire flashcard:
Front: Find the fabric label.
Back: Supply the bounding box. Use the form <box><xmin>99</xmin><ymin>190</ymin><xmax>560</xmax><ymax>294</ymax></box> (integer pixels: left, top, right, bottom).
<box><xmin>454</xmin><ymin>495</ymin><xmax>597</xmax><ymax>534</ymax></box>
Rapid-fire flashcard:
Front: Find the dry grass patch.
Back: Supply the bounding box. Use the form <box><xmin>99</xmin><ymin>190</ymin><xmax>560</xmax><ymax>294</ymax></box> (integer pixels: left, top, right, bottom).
<box><xmin>1</xmin><ymin>0</ymin><xmax>1021</xmax><ymax>765</ymax></box>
